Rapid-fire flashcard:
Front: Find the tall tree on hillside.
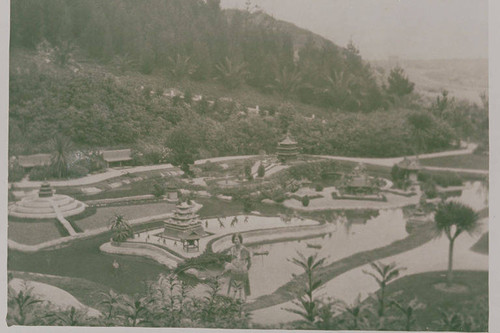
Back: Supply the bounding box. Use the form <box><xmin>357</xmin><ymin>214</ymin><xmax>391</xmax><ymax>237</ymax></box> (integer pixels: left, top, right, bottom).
<box><xmin>407</xmin><ymin>112</ymin><xmax>432</xmax><ymax>156</ymax></box>
<box><xmin>387</xmin><ymin>66</ymin><xmax>415</xmax><ymax>97</ymax></box>
<box><xmin>434</xmin><ymin>201</ymin><xmax>479</xmax><ymax>286</ymax></box>
<box><xmin>167</xmin><ymin>127</ymin><xmax>198</xmax><ymax>177</ymax></box>
<box><xmin>215</xmin><ymin>57</ymin><xmax>249</xmax><ymax>90</ymax></box>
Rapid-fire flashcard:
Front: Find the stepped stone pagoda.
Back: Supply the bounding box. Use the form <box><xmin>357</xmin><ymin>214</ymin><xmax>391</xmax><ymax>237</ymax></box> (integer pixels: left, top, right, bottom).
<box><xmin>162</xmin><ymin>201</ymin><xmax>207</xmax><ymax>251</ymax></box>
<box><xmin>277</xmin><ymin>133</ymin><xmax>299</xmax><ymax>163</ymax></box>
<box><xmin>8</xmin><ymin>182</ymin><xmax>86</xmax><ymax>219</ymax></box>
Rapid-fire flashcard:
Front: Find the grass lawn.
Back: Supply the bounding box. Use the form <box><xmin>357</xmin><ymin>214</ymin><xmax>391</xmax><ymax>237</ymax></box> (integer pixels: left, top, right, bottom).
<box><xmin>376</xmin><ymin>270</ymin><xmax>488</xmax><ymax>331</ymax></box>
<box><xmin>8</xmin><ymin>220</ymin><xmax>64</xmax><ymax>245</ymax></box>
<box><xmin>420</xmin><ymin>154</ymin><xmax>489</xmax><ymax>170</ymax></box>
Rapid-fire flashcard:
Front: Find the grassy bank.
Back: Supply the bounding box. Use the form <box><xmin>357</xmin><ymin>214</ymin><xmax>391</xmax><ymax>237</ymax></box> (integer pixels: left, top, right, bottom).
<box><xmin>420</xmin><ymin>154</ymin><xmax>489</xmax><ymax>170</ymax></box>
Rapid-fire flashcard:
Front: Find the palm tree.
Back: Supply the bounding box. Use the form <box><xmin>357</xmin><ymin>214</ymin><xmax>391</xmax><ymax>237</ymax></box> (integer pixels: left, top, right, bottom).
<box><xmin>285</xmin><ymin>252</ymin><xmax>326</xmax><ymax>324</ymax></box>
<box><xmin>50</xmin><ymin>135</ymin><xmax>73</xmax><ymax>179</ymax></box>
<box><xmin>407</xmin><ymin>112</ymin><xmax>432</xmax><ymax>157</ymax></box>
<box><xmin>324</xmin><ymin>70</ymin><xmax>354</xmax><ymax>107</ymax></box>
<box><xmin>108</xmin><ymin>214</ymin><xmax>133</xmax><ymax>242</ymax></box>
<box><xmin>363</xmin><ymin>261</ymin><xmax>406</xmax><ymax>317</ymax></box>
<box><xmin>168</xmin><ymin>54</ymin><xmax>197</xmax><ymax>82</ymax></box>
<box><xmin>271</xmin><ymin>66</ymin><xmax>302</xmax><ymax>100</ymax></box>
<box><xmin>215</xmin><ymin>57</ymin><xmax>248</xmax><ymax>90</ymax></box>
<box><xmin>434</xmin><ymin>201</ymin><xmax>479</xmax><ymax>286</ymax></box>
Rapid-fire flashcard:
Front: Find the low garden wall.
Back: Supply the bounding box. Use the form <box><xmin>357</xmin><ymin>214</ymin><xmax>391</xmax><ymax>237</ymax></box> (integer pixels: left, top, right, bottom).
<box><xmin>381</xmin><ymin>189</ymin><xmax>417</xmax><ymax>197</ymax></box>
<box><xmin>332</xmin><ymin>193</ymin><xmax>387</xmax><ymax>202</ymax></box>
<box><xmin>210</xmin><ymin>223</ymin><xmax>335</xmax><ymax>253</ymax></box>
<box><xmin>100</xmin><ymin>241</ymin><xmax>182</xmax><ymax>268</ymax></box>
<box><xmin>84</xmin><ymin>194</ymin><xmax>167</xmax><ymax>208</ymax></box>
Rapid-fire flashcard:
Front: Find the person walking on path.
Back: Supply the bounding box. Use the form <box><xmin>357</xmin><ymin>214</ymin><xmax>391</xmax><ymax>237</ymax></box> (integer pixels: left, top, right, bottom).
<box><xmin>218</xmin><ymin>218</ymin><xmax>225</xmax><ymax>228</ymax></box>
<box><xmin>244</xmin><ymin>216</ymin><xmax>249</xmax><ymax>223</ymax></box>
<box><xmin>230</xmin><ymin>216</ymin><xmax>238</xmax><ymax>227</ymax></box>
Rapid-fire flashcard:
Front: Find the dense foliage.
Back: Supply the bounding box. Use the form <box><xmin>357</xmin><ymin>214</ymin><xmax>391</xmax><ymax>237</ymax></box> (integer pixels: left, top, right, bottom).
<box><xmin>9</xmin><ymin>0</ymin><xmax>488</xmax><ymax>169</ymax></box>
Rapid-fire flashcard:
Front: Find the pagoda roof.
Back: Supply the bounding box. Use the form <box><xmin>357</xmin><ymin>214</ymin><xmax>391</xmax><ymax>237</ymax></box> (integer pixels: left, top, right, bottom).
<box><xmin>176</xmin><ymin>201</ymin><xmax>195</xmax><ymax>210</ymax></box>
<box><xmin>179</xmin><ymin>229</ymin><xmax>205</xmax><ymax>240</ymax></box>
<box><xmin>279</xmin><ymin>136</ymin><xmax>297</xmax><ymax>145</ymax></box>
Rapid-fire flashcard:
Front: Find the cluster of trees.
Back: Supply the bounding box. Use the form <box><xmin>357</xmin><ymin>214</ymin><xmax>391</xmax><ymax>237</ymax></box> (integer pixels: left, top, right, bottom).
<box><xmin>9</xmin><ymin>0</ymin><xmax>488</xmax><ymax>171</ymax></box>
<box><xmin>10</xmin><ymin>0</ymin><xmax>391</xmax><ymax>110</ymax></box>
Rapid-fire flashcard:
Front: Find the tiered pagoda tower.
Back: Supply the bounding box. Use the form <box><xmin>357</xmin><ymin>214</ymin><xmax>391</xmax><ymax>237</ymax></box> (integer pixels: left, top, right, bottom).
<box><xmin>38</xmin><ymin>182</ymin><xmax>54</xmax><ymax>197</ymax></box>
<box><xmin>162</xmin><ymin>201</ymin><xmax>206</xmax><ymax>240</ymax></box>
<box><xmin>277</xmin><ymin>133</ymin><xmax>299</xmax><ymax>163</ymax></box>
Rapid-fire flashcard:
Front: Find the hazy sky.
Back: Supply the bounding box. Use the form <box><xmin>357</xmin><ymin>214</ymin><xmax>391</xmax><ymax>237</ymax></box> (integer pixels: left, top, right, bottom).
<box><xmin>221</xmin><ymin>0</ymin><xmax>488</xmax><ymax>60</ymax></box>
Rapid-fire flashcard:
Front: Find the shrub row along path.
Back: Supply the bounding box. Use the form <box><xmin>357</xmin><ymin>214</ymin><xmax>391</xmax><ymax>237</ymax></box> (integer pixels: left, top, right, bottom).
<box><xmin>10</xmin><ymin>143</ymin><xmax>486</xmax><ymax>190</ymax></box>
<box><xmin>245</xmin><ymin>222</ymin><xmax>438</xmax><ymax>313</ymax></box>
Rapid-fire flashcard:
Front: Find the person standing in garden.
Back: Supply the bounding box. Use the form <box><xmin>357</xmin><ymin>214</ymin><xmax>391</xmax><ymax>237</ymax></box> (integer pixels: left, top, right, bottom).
<box><xmin>112</xmin><ymin>259</ymin><xmax>120</xmax><ymax>277</ymax></box>
<box><xmin>225</xmin><ymin>233</ymin><xmax>251</xmax><ymax>301</ymax></box>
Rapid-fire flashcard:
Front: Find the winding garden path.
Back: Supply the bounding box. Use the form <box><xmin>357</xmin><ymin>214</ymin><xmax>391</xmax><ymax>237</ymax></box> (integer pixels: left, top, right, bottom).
<box><xmin>11</xmin><ymin>143</ymin><xmax>485</xmax><ymax>190</ymax></box>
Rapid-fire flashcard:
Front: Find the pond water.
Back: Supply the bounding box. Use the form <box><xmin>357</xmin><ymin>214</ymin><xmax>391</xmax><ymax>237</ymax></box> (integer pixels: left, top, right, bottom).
<box><xmin>245</xmin><ymin>181</ymin><xmax>488</xmax><ymax>299</ymax></box>
<box><xmin>246</xmin><ymin>209</ymin><xmax>408</xmax><ymax>298</ymax></box>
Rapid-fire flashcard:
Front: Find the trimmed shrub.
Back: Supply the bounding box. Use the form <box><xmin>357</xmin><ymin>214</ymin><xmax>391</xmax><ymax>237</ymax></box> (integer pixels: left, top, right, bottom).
<box><xmin>257</xmin><ymin>163</ymin><xmax>266</xmax><ymax>178</ymax></box>
<box><xmin>315</xmin><ymin>184</ymin><xmax>323</xmax><ymax>192</ymax></box>
<box><xmin>302</xmin><ymin>195</ymin><xmax>310</xmax><ymax>207</ymax></box>
<box><xmin>8</xmin><ymin>162</ymin><xmax>25</xmax><ymax>182</ymax></box>
<box><xmin>152</xmin><ymin>182</ymin><xmax>166</xmax><ymax>197</ymax></box>
<box><xmin>244</xmin><ymin>164</ymin><xmax>253</xmax><ymax>181</ymax></box>
<box><xmin>422</xmin><ymin>180</ymin><xmax>438</xmax><ymax>199</ymax></box>
<box><xmin>67</xmin><ymin>164</ymin><xmax>89</xmax><ymax>179</ymax></box>
<box><xmin>28</xmin><ymin>165</ymin><xmax>52</xmax><ymax>181</ymax></box>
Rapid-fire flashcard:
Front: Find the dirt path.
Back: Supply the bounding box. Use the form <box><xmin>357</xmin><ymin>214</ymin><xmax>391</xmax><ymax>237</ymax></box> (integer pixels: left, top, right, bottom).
<box><xmin>245</xmin><ymin>222</ymin><xmax>436</xmax><ymax>312</ymax></box>
<box><xmin>12</xmin><ymin>144</ymin><xmax>482</xmax><ymax>189</ymax></box>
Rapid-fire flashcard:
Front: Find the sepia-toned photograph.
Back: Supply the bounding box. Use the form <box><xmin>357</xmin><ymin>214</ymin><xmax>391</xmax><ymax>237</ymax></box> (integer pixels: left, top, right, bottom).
<box><xmin>3</xmin><ymin>0</ymin><xmax>492</xmax><ymax>331</ymax></box>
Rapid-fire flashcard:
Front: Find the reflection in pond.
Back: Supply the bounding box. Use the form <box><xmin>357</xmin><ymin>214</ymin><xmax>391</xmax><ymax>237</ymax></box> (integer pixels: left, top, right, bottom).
<box><xmin>246</xmin><ymin>181</ymin><xmax>488</xmax><ymax>300</ymax></box>
<box><xmin>246</xmin><ymin>209</ymin><xmax>408</xmax><ymax>299</ymax></box>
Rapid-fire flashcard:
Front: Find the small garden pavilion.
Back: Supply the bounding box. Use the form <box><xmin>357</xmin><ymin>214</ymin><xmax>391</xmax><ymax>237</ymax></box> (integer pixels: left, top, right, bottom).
<box><xmin>277</xmin><ymin>133</ymin><xmax>299</xmax><ymax>163</ymax></box>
